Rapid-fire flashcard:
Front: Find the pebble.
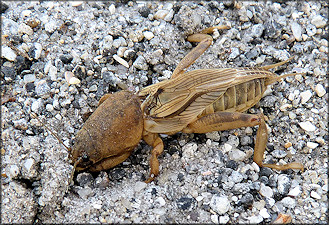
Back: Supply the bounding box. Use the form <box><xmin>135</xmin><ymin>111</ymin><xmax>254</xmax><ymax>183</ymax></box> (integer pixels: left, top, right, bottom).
<box><xmin>143</xmin><ymin>31</ymin><xmax>154</xmax><ymax>40</ymax></box>
<box><xmin>133</xmin><ymin>55</ymin><xmax>148</xmax><ymax>70</ymax></box>
<box><xmin>251</xmin><ymin>24</ymin><xmax>264</xmax><ymax>38</ymax></box>
<box><xmin>310</xmin><ymin>190</ymin><xmax>321</xmax><ymax>200</ymax></box>
<box><xmin>31</xmin><ymin>98</ymin><xmax>44</xmax><ymax>113</ymax></box>
<box><xmin>211</xmin><ymin>215</ymin><xmax>219</xmax><ymax>223</ymax></box>
<box><xmin>1</xmin><ymin>46</ymin><xmax>17</xmax><ymax>61</ymax></box>
<box><xmin>23</xmin><ymin>158</ymin><xmax>34</xmax><ymax>172</ymax></box>
<box><xmin>108</xmin><ymin>4</ymin><xmax>116</xmax><ymax>14</ymax></box>
<box><xmin>300</xmin><ymin>90</ymin><xmax>312</xmax><ymax>104</ymax></box>
<box><xmin>277</xmin><ymin>174</ymin><xmax>291</xmax><ymax>195</ymax></box>
<box><xmin>9</xmin><ymin>165</ymin><xmax>20</xmax><ymax>178</ymax></box>
<box><xmin>290</xmin><ymin>22</ymin><xmax>302</xmax><ymax>41</ymax></box>
<box><xmin>71</xmin><ymin>1</ymin><xmax>83</xmax><ymax>7</ymax></box>
<box><xmin>155</xmin><ymin>197</ymin><xmax>166</xmax><ymax>206</ymax></box>
<box><xmin>228</xmin><ymin>149</ymin><xmax>246</xmax><ymax>161</ymax></box>
<box><xmin>311</xmin><ymin>15</ymin><xmax>327</xmax><ymax>28</ymax></box>
<box><xmin>18</xmin><ymin>23</ymin><xmax>33</xmax><ymax>36</ymax></box>
<box><xmin>134</xmin><ymin>181</ymin><xmax>147</xmax><ymax>192</ymax></box>
<box><xmin>176</xmin><ymin>196</ymin><xmax>194</xmax><ymax>210</ymax></box>
<box><xmin>259</xmin><ymin>183</ymin><xmax>273</xmax><ymax>198</ymax></box>
<box><xmin>23</xmin><ymin>74</ymin><xmax>36</xmax><ymax>83</ymax></box>
<box><xmin>306</xmin><ymin>142</ymin><xmax>318</xmax><ymax>149</ymax></box>
<box><xmin>33</xmin><ymin>43</ymin><xmax>42</xmax><ymax>59</ymax></box>
<box><xmin>113</xmin><ymin>54</ymin><xmax>129</xmax><ymax>68</ymax></box>
<box><xmin>210</xmin><ymin>195</ymin><xmax>230</xmax><ymax>215</ymax></box>
<box><xmin>259</xmin><ymin>208</ymin><xmax>270</xmax><ymax>219</ymax></box>
<box><xmin>44</xmin><ymin>20</ymin><xmax>57</xmax><ymax>33</ymax></box>
<box><xmin>298</xmin><ymin>121</ymin><xmax>316</xmax><ymax>132</ymax></box>
<box><xmin>249</xmin><ymin>215</ymin><xmax>263</xmax><ymax>224</ymax></box>
<box><xmin>271</xmin><ymin>150</ymin><xmax>287</xmax><ymax>158</ymax></box>
<box><xmin>230</xmin><ymin>171</ymin><xmax>244</xmax><ymax>183</ymax></box>
<box><xmin>13</xmin><ymin>118</ymin><xmax>28</xmax><ymax>130</ymax></box>
<box><xmin>315</xmin><ymin>84</ymin><xmax>326</xmax><ymax>97</ymax></box>
<box><xmin>288</xmin><ymin>185</ymin><xmax>301</xmax><ymax>197</ymax></box>
<box><xmin>35</xmin><ymin>80</ymin><xmax>50</xmax><ymax>96</ymax></box>
<box><xmin>48</xmin><ymin>66</ymin><xmax>57</xmax><ymax>81</ymax></box>
<box><xmin>281</xmin><ymin>197</ymin><xmax>296</xmax><ymax>209</ymax></box>
<box><xmin>154</xmin><ymin>10</ymin><xmax>169</xmax><ymax>20</ymax></box>
<box><xmin>46</xmin><ymin>104</ymin><xmax>54</xmax><ymax>112</ymax></box>
<box><xmin>219</xmin><ymin>215</ymin><xmax>230</xmax><ymax>224</ymax></box>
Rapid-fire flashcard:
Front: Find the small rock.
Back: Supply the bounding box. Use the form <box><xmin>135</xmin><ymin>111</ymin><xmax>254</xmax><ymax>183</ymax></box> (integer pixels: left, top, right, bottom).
<box><xmin>31</xmin><ymin>98</ymin><xmax>44</xmax><ymax>113</ymax></box>
<box><xmin>46</xmin><ymin>104</ymin><xmax>54</xmax><ymax>112</ymax></box>
<box><xmin>143</xmin><ymin>31</ymin><xmax>154</xmax><ymax>40</ymax></box>
<box><xmin>9</xmin><ymin>165</ymin><xmax>20</xmax><ymax>178</ymax></box>
<box><xmin>211</xmin><ymin>215</ymin><xmax>219</xmax><ymax>223</ymax></box>
<box><xmin>133</xmin><ymin>55</ymin><xmax>148</xmax><ymax>70</ymax></box>
<box><xmin>284</xmin><ymin>142</ymin><xmax>292</xmax><ymax>148</ymax></box>
<box><xmin>311</xmin><ymin>15</ymin><xmax>327</xmax><ymax>28</ymax></box>
<box><xmin>240</xmin><ymin>193</ymin><xmax>254</xmax><ymax>205</ymax></box>
<box><xmin>222</xmin><ymin>143</ymin><xmax>232</xmax><ymax>153</ymax></box>
<box><xmin>300</xmin><ymin>90</ymin><xmax>312</xmax><ymax>104</ymax></box>
<box><xmin>44</xmin><ymin>20</ymin><xmax>57</xmax><ymax>33</ymax></box>
<box><xmin>259</xmin><ymin>208</ymin><xmax>270</xmax><ymax>219</ymax></box>
<box><xmin>134</xmin><ymin>181</ymin><xmax>147</xmax><ymax>192</ymax></box>
<box><xmin>271</xmin><ymin>150</ymin><xmax>287</xmax><ymax>158</ymax></box>
<box><xmin>281</xmin><ymin>197</ymin><xmax>296</xmax><ymax>209</ymax></box>
<box><xmin>228</xmin><ymin>149</ymin><xmax>246</xmax><ymax>161</ymax></box>
<box><xmin>251</xmin><ymin>24</ymin><xmax>265</xmax><ymax>38</ymax></box>
<box><xmin>76</xmin><ymin>172</ymin><xmax>94</xmax><ymax>187</ymax></box>
<box><xmin>33</xmin><ymin>43</ymin><xmax>42</xmax><ymax>59</ymax></box>
<box><xmin>310</xmin><ymin>190</ymin><xmax>321</xmax><ymax>200</ymax></box>
<box><xmin>108</xmin><ymin>4</ymin><xmax>115</xmax><ymax>14</ymax></box>
<box><xmin>155</xmin><ymin>197</ymin><xmax>166</xmax><ymax>206</ymax></box>
<box><xmin>277</xmin><ymin>174</ymin><xmax>291</xmax><ymax>195</ymax></box>
<box><xmin>219</xmin><ymin>215</ymin><xmax>230</xmax><ymax>224</ymax></box>
<box><xmin>35</xmin><ymin>80</ymin><xmax>51</xmax><ymax>97</ymax></box>
<box><xmin>259</xmin><ymin>183</ymin><xmax>273</xmax><ymax>198</ymax></box>
<box><xmin>78</xmin><ymin>187</ymin><xmax>93</xmax><ymax>200</ymax></box>
<box><xmin>89</xmin><ymin>85</ymin><xmax>97</xmax><ymax>92</ymax></box>
<box><xmin>249</xmin><ymin>215</ymin><xmax>263</xmax><ymax>224</ymax></box>
<box><xmin>230</xmin><ymin>171</ymin><xmax>244</xmax><ymax>183</ymax></box>
<box><xmin>176</xmin><ymin>196</ymin><xmax>195</xmax><ymax>210</ymax></box>
<box><xmin>307</xmin><ymin>142</ymin><xmax>319</xmax><ymax>149</ymax></box>
<box><xmin>71</xmin><ymin>1</ymin><xmax>83</xmax><ymax>7</ymax></box>
<box><xmin>299</xmin><ymin>121</ymin><xmax>316</xmax><ymax>132</ymax></box>
<box><xmin>23</xmin><ymin>158</ymin><xmax>34</xmax><ymax>172</ymax></box>
<box><xmin>113</xmin><ymin>55</ymin><xmax>129</xmax><ymax>68</ymax></box>
<box><xmin>229</xmin><ymin>47</ymin><xmax>240</xmax><ymax>59</ymax></box>
<box><xmin>60</xmin><ymin>54</ymin><xmax>73</xmax><ymax>64</ymax></box>
<box><xmin>315</xmin><ymin>84</ymin><xmax>326</xmax><ymax>97</ymax></box>
<box><xmin>154</xmin><ymin>10</ymin><xmax>169</xmax><ymax>20</ymax></box>
<box><xmin>210</xmin><ymin>195</ymin><xmax>230</xmax><ymax>215</ymax></box>
<box><xmin>23</xmin><ymin>74</ymin><xmax>36</xmax><ymax>83</ymax></box>
<box><xmin>290</xmin><ymin>22</ymin><xmax>302</xmax><ymax>41</ymax></box>
<box><xmin>1</xmin><ymin>46</ymin><xmax>17</xmax><ymax>61</ymax></box>
<box><xmin>13</xmin><ymin>118</ymin><xmax>28</xmax><ymax>130</ymax></box>
<box><xmin>288</xmin><ymin>185</ymin><xmax>301</xmax><ymax>197</ymax></box>
<box><xmin>233</xmin><ymin>183</ymin><xmax>250</xmax><ymax>194</ymax></box>
<box><xmin>18</xmin><ymin>23</ymin><xmax>33</xmax><ymax>35</ymax></box>
<box><xmin>48</xmin><ymin>65</ymin><xmax>57</xmax><ymax>81</ymax></box>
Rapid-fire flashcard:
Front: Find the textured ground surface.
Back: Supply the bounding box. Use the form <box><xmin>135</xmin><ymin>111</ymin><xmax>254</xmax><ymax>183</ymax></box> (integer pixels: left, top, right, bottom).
<box><xmin>1</xmin><ymin>1</ymin><xmax>328</xmax><ymax>224</ymax></box>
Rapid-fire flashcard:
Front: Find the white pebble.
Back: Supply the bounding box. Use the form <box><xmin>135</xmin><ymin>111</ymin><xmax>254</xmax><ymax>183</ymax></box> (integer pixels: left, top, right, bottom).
<box><xmin>19</xmin><ymin>23</ymin><xmax>33</xmax><ymax>35</ymax></box>
<box><xmin>228</xmin><ymin>149</ymin><xmax>246</xmax><ymax>161</ymax></box>
<box><xmin>33</xmin><ymin>43</ymin><xmax>42</xmax><ymax>59</ymax></box>
<box><xmin>134</xmin><ymin>181</ymin><xmax>147</xmax><ymax>192</ymax></box>
<box><xmin>109</xmin><ymin>4</ymin><xmax>116</xmax><ymax>14</ymax></box>
<box><xmin>143</xmin><ymin>31</ymin><xmax>154</xmax><ymax>40</ymax></box>
<box><xmin>259</xmin><ymin>208</ymin><xmax>271</xmax><ymax>219</ymax></box>
<box><xmin>300</xmin><ymin>90</ymin><xmax>312</xmax><ymax>104</ymax></box>
<box><xmin>70</xmin><ymin>1</ymin><xmax>83</xmax><ymax>7</ymax></box>
<box><xmin>24</xmin><ymin>158</ymin><xmax>34</xmax><ymax>172</ymax></box>
<box><xmin>259</xmin><ymin>183</ymin><xmax>273</xmax><ymax>198</ymax></box>
<box><xmin>249</xmin><ymin>215</ymin><xmax>263</xmax><ymax>224</ymax></box>
<box><xmin>315</xmin><ymin>84</ymin><xmax>326</xmax><ymax>97</ymax></box>
<box><xmin>210</xmin><ymin>195</ymin><xmax>230</xmax><ymax>215</ymax></box>
<box><xmin>113</xmin><ymin>54</ymin><xmax>129</xmax><ymax>68</ymax></box>
<box><xmin>290</xmin><ymin>22</ymin><xmax>302</xmax><ymax>41</ymax></box>
<box><xmin>21</xmin><ymin>10</ymin><xmax>32</xmax><ymax>17</ymax></box>
<box><xmin>9</xmin><ymin>165</ymin><xmax>20</xmax><ymax>178</ymax></box>
<box><xmin>64</xmin><ymin>71</ymin><xmax>80</xmax><ymax>85</ymax></box>
<box><xmin>1</xmin><ymin>46</ymin><xmax>17</xmax><ymax>61</ymax></box>
<box><xmin>310</xmin><ymin>191</ymin><xmax>321</xmax><ymax>200</ymax></box>
<box><xmin>219</xmin><ymin>215</ymin><xmax>230</xmax><ymax>224</ymax></box>
<box><xmin>288</xmin><ymin>186</ymin><xmax>301</xmax><ymax>197</ymax></box>
<box><xmin>298</xmin><ymin>121</ymin><xmax>316</xmax><ymax>132</ymax></box>
<box><xmin>281</xmin><ymin>197</ymin><xmax>296</xmax><ymax>208</ymax></box>
<box><xmin>154</xmin><ymin>10</ymin><xmax>169</xmax><ymax>20</ymax></box>
<box><xmin>155</xmin><ymin>197</ymin><xmax>166</xmax><ymax>206</ymax></box>
<box><xmin>306</xmin><ymin>142</ymin><xmax>318</xmax><ymax>149</ymax></box>
<box><xmin>211</xmin><ymin>215</ymin><xmax>219</xmax><ymax>223</ymax></box>
<box><xmin>311</xmin><ymin>15</ymin><xmax>327</xmax><ymax>28</ymax></box>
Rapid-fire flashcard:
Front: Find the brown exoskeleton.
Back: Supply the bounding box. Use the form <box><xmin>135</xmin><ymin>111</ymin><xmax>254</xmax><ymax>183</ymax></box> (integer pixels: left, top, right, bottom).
<box><xmin>69</xmin><ymin>26</ymin><xmax>304</xmax><ymax>183</ymax></box>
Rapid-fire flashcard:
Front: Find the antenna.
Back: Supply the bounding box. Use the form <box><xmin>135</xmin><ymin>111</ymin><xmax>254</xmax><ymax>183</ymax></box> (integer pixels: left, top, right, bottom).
<box><xmin>30</xmin><ymin>112</ymin><xmax>71</xmax><ymax>152</ymax></box>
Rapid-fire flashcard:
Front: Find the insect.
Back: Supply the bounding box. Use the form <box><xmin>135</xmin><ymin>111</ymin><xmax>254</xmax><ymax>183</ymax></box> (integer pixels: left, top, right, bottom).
<box><xmin>67</xmin><ymin>26</ymin><xmax>304</xmax><ymax>183</ymax></box>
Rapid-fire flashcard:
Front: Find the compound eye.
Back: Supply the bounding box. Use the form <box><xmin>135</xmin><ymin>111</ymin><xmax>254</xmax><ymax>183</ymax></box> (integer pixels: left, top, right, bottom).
<box><xmin>82</xmin><ymin>154</ymin><xmax>89</xmax><ymax>162</ymax></box>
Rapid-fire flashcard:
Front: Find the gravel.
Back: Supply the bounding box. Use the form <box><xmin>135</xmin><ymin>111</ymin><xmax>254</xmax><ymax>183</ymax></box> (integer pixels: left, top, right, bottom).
<box><xmin>1</xmin><ymin>1</ymin><xmax>328</xmax><ymax>224</ymax></box>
